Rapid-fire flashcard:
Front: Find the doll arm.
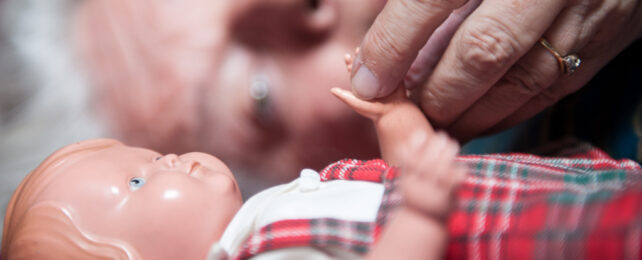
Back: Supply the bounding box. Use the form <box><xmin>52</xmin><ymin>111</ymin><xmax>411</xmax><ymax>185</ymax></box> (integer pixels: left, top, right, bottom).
<box><xmin>336</xmin><ymin>51</ymin><xmax>463</xmax><ymax>259</ymax></box>
<box><xmin>366</xmin><ymin>132</ymin><xmax>464</xmax><ymax>260</ymax></box>
<box><xmin>331</xmin><ymin>87</ymin><xmax>433</xmax><ymax>166</ymax></box>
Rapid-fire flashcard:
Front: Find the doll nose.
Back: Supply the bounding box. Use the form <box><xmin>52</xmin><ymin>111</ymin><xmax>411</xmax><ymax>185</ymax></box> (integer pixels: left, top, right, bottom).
<box><xmin>179</xmin><ymin>160</ymin><xmax>201</xmax><ymax>175</ymax></box>
<box><xmin>230</xmin><ymin>0</ymin><xmax>337</xmax><ymax>52</ymax></box>
<box><xmin>157</xmin><ymin>155</ymin><xmax>200</xmax><ymax>174</ymax></box>
<box><xmin>157</xmin><ymin>154</ymin><xmax>179</xmax><ymax>167</ymax></box>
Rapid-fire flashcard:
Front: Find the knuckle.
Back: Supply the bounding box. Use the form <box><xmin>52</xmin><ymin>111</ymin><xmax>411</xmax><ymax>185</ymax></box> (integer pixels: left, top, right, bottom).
<box><xmin>407</xmin><ymin>0</ymin><xmax>468</xmax><ymax>12</ymax></box>
<box><xmin>502</xmin><ymin>63</ymin><xmax>551</xmax><ymax>97</ymax></box>
<box><xmin>420</xmin><ymin>88</ymin><xmax>451</xmax><ymax>127</ymax></box>
<box><xmin>365</xmin><ymin>25</ymin><xmax>409</xmax><ymax>65</ymax></box>
<box><xmin>456</xmin><ymin>17</ymin><xmax>521</xmax><ymax>81</ymax></box>
<box><xmin>537</xmin><ymin>90</ymin><xmax>562</xmax><ymax>106</ymax></box>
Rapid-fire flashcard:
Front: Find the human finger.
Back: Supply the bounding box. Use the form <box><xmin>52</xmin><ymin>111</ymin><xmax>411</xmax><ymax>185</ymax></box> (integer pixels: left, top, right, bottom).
<box><xmin>404</xmin><ymin>0</ymin><xmax>482</xmax><ymax>90</ymax></box>
<box><xmin>478</xmin><ymin>0</ymin><xmax>642</xmax><ymax>135</ymax></box>
<box><xmin>351</xmin><ymin>0</ymin><xmax>467</xmax><ymax>99</ymax></box>
<box><xmin>418</xmin><ymin>0</ymin><xmax>566</xmax><ymax>129</ymax></box>
<box><xmin>447</xmin><ymin>6</ymin><xmax>584</xmax><ymax>140</ymax></box>
<box><xmin>490</xmin><ymin>53</ymin><xmax>605</xmax><ymax>132</ymax></box>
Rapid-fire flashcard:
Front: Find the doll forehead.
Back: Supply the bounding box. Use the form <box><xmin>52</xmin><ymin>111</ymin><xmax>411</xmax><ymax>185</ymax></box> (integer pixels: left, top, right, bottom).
<box><xmin>77</xmin><ymin>146</ymin><xmax>160</xmax><ymax>168</ymax></box>
<box><xmin>20</xmin><ymin>146</ymin><xmax>151</xmax><ymax>226</ymax></box>
<box><xmin>42</xmin><ymin>146</ymin><xmax>159</xmax><ymax>187</ymax></box>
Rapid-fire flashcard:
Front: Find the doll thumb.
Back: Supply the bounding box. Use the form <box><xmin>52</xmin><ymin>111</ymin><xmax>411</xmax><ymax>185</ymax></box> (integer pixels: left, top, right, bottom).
<box><xmin>330</xmin><ymin>87</ymin><xmax>379</xmax><ymax>120</ymax></box>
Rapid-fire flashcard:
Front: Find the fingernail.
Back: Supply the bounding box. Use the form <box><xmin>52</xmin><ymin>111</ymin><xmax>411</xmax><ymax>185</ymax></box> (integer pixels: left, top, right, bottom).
<box><xmin>351</xmin><ymin>64</ymin><xmax>380</xmax><ymax>100</ymax></box>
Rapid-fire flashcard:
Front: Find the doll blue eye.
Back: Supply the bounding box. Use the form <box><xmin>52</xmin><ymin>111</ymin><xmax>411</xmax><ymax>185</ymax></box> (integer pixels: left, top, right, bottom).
<box><xmin>129</xmin><ymin>177</ymin><xmax>146</xmax><ymax>190</ymax></box>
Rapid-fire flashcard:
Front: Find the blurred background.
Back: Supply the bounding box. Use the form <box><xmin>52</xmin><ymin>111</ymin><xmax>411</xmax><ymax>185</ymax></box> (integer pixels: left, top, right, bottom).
<box><xmin>1</xmin><ymin>0</ymin><xmax>107</xmax><ymax>238</ymax></box>
<box><xmin>1</xmin><ymin>0</ymin><xmax>641</xmax><ymax>241</ymax></box>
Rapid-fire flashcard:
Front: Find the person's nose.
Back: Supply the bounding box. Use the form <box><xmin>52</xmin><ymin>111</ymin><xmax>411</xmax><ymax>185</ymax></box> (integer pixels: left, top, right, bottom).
<box><xmin>229</xmin><ymin>0</ymin><xmax>338</xmax><ymax>52</ymax></box>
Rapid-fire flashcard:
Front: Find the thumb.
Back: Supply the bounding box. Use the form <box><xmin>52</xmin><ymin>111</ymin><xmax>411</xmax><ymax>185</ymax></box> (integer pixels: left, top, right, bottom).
<box><xmin>351</xmin><ymin>0</ymin><xmax>465</xmax><ymax>99</ymax></box>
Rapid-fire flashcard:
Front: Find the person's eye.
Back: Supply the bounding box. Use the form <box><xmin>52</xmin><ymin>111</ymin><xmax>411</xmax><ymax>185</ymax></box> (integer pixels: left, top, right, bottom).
<box><xmin>155</xmin><ymin>156</ymin><xmax>163</xmax><ymax>161</ymax></box>
<box><xmin>129</xmin><ymin>177</ymin><xmax>146</xmax><ymax>191</ymax></box>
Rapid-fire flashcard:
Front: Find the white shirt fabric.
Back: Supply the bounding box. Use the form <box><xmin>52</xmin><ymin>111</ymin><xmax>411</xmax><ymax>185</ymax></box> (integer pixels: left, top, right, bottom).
<box><xmin>208</xmin><ymin>169</ymin><xmax>385</xmax><ymax>260</ymax></box>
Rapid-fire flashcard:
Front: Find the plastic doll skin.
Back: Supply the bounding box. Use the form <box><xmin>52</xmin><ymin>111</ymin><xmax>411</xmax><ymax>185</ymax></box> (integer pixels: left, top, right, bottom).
<box><xmin>2</xmin><ymin>139</ymin><xmax>243</xmax><ymax>259</ymax></box>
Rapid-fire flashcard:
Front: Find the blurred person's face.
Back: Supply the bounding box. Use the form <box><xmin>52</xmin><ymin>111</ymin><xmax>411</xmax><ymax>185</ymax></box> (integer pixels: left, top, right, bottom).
<box><xmin>74</xmin><ymin>0</ymin><xmax>385</xmax><ymax>180</ymax></box>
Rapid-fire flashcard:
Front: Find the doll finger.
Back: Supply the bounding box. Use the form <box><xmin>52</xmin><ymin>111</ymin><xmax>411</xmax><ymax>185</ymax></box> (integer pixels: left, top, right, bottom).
<box><xmin>408</xmin><ymin>130</ymin><xmax>428</xmax><ymax>151</ymax></box>
<box><xmin>440</xmin><ymin>137</ymin><xmax>461</xmax><ymax>161</ymax></box>
<box><xmin>399</xmin><ymin>131</ymin><xmax>429</xmax><ymax>175</ymax></box>
<box><xmin>344</xmin><ymin>48</ymin><xmax>360</xmax><ymax>74</ymax></box>
<box><xmin>414</xmin><ymin>132</ymin><xmax>450</xmax><ymax>176</ymax></box>
<box><xmin>435</xmin><ymin>139</ymin><xmax>460</xmax><ymax>169</ymax></box>
<box><xmin>430</xmin><ymin>139</ymin><xmax>460</xmax><ymax>184</ymax></box>
<box><xmin>330</xmin><ymin>87</ymin><xmax>385</xmax><ymax>120</ymax></box>
<box><xmin>344</xmin><ymin>53</ymin><xmax>354</xmax><ymax>73</ymax></box>
<box><xmin>447</xmin><ymin>163</ymin><xmax>467</xmax><ymax>191</ymax></box>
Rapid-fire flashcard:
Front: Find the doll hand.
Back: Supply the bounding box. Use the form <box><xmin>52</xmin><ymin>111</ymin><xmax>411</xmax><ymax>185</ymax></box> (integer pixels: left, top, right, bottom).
<box><xmin>399</xmin><ymin>131</ymin><xmax>464</xmax><ymax>222</ymax></box>
<box><xmin>333</xmin><ymin>50</ymin><xmax>412</xmax><ymax>121</ymax></box>
<box><xmin>333</xmin><ymin>49</ymin><xmax>437</xmax><ymax>165</ymax></box>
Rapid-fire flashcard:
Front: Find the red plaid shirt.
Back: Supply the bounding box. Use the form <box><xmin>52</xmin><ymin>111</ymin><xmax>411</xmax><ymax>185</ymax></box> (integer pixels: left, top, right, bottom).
<box><xmin>233</xmin><ymin>143</ymin><xmax>642</xmax><ymax>259</ymax></box>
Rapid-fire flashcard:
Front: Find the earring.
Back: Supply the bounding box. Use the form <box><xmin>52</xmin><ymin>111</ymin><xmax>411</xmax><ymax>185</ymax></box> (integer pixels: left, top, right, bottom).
<box><xmin>249</xmin><ymin>75</ymin><xmax>271</xmax><ymax>117</ymax></box>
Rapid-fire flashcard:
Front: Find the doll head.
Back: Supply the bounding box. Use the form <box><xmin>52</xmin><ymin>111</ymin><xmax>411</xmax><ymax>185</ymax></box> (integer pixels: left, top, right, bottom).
<box><xmin>2</xmin><ymin>139</ymin><xmax>242</xmax><ymax>259</ymax></box>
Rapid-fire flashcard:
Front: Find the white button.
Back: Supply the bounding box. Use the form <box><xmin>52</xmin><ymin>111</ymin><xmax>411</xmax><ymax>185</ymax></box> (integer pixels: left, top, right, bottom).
<box><xmin>298</xmin><ymin>168</ymin><xmax>321</xmax><ymax>192</ymax></box>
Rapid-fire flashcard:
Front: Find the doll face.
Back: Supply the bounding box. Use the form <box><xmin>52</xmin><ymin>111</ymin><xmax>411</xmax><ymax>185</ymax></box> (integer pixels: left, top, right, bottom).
<box><xmin>75</xmin><ymin>0</ymin><xmax>385</xmax><ymax>179</ymax></box>
<box><xmin>35</xmin><ymin>144</ymin><xmax>242</xmax><ymax>259</ymax></box>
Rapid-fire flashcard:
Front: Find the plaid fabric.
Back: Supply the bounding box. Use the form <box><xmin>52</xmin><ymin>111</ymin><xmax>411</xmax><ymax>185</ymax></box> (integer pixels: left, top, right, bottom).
<box><xmin>233</xmin><ymin>159</ymin><xmax>399</xmax><ymax>259</ymax></box>
<box><xmin>450</xmin><ymin>143</ymin><xmax>642</xmax><ymax>260</ymax></box>
<box><xmin>234</xmin><ymin>144</ymin><xmax>642</xmax><ymax>259</ymax></box>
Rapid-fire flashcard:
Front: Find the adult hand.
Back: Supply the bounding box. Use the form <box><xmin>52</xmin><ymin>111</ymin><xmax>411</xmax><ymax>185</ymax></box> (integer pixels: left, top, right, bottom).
<box><xmin>351</xmin><ymin>0</ymin><xmax>642</xmax><ymax>141</ymax></box>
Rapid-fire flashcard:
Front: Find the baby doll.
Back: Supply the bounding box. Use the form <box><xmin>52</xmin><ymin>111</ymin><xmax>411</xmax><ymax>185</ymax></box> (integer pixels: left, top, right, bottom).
<box><xmin>1</xmin><ymin>87</ymin><xmax>464</xmax><ymax>259</ymax></box>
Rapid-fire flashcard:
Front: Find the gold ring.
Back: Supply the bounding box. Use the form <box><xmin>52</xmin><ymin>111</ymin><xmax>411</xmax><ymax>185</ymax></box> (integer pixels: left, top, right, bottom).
<box><xmin>538</xmin><ymin>38</ymin><xmax>581</xmax><ymax>75</ymax></box>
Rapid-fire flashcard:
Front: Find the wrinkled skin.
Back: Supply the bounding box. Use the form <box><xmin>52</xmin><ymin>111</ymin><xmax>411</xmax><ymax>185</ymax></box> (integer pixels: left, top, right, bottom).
<box><xmin>351</xmin><ymin>0</ymin><xmax>642</xmax><ymax>141</ymax></box>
